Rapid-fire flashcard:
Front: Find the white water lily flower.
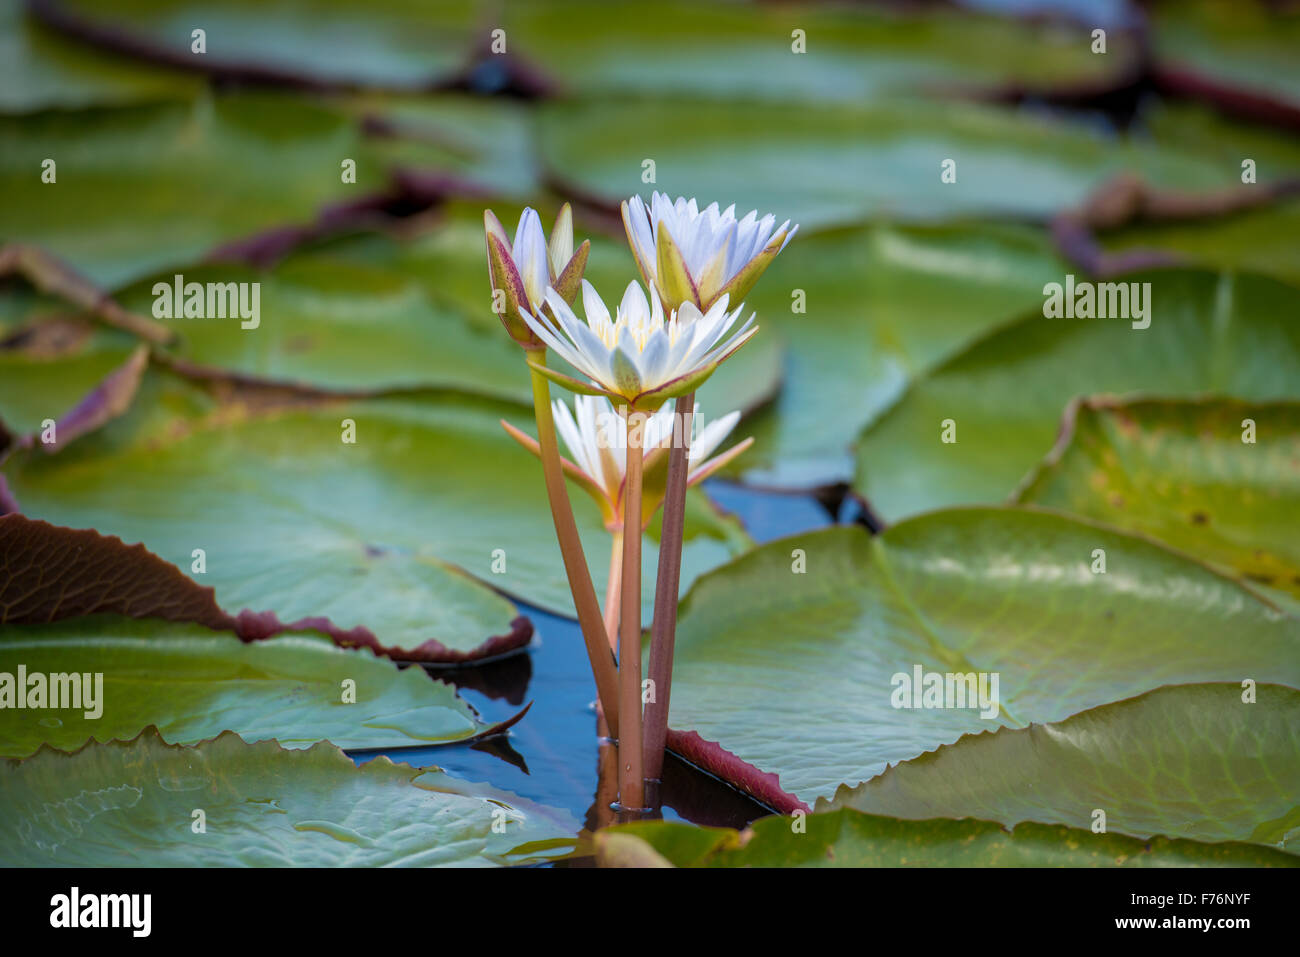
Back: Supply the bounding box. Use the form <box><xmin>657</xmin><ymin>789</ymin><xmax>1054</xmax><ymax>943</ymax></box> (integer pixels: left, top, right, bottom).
<box><xmin>621</xmin><ymin>192</ymin><xmax>797</xmax><ymax>311</ymax></box>
<box><xmin>522</xmin><ymin>279</ymin><xmax>757</xmax><ymax>411</ymax></box>
<box><xmin>484</xmin><ymin>204</ymin><xmax>589</xmax><ymax>350</ymax></box>
<box><xmin>502</xmin><ymin>395</ymin><xmax>752</xmax><ymax>531</ymax></box>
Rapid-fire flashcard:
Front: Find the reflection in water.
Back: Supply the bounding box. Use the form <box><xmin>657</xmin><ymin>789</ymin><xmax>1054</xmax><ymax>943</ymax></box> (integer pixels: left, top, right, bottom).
<box><xmin>353</xmin><ymin>481</ymin><xmax>841</xmax><ymax>830</ymax></box>
<box><xmin>432</xmin><ymin>649</ymin><xmax>532</xmax><ymax>706</ymax></box>
<box><xmin>470</xmin><ymin>733</ymin><xmax>530</xmax><ymax>775</ymax></box>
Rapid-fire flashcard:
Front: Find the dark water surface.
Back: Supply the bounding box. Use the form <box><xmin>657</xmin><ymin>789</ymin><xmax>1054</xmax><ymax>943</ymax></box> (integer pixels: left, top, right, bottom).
<box><xmin>352</xmin><ymin>480</ymin><xmax>841</xmax><ymax>828</ymax></box>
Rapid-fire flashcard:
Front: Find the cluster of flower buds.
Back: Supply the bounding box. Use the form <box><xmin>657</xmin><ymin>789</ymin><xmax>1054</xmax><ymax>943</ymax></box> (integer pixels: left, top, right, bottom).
<box><xmin>484</xmin><ymin>205</ymin><xmax>589</xmax><ymax>350</ymax></box>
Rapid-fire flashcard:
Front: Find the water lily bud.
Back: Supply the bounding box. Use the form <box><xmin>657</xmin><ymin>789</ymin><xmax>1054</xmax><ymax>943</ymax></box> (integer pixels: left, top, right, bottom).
<box><xmin>484</xmin><ymin>203</ymin><xmax>591</xmax><ymax>351</ymax></box>
<box><xmin>514</xmin><ymin>208</ymin><xmax>550</xmax><ymax>312</ymax></box>
<box><xmin>549</xmin><ymin>204</ymin><xmax>574</xmax><ymax>277</ymax></box>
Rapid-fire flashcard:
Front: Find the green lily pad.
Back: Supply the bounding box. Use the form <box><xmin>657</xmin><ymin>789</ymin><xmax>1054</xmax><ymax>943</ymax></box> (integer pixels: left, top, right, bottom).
<box><xmin>0</xmin><ymin>0</ymin><xmax>201</xmax><ymax>113</ymax></box>
<box><xmin>663</xmin><ymin>510</ymin><xmax>1300</xmax><ymax>807</ymax></box>
<box><xmin>0</xmin><ymin>93</ymin><xmax>387</xmax><ymax>288</ymax></box>
<box><xmin>1</xmin><ymin>369</ymin><xmax>752</xmax><ymax>643</ymax></box>
<box><xmin>0</xmin><ymin>329</ymin><xmax>139</xmax><ymax>437</ymax></box>
<box><xmin>538</xmin><ymin>96</ymin><xmax>1238</xmax><ymax>232</ymax></box>
<box><xmin>829</xmin><ymin>683</ymin><xmax>1300</xmax><ymax>852</ymax></box>
<box><xmin>119</xmin><ymin>255</ymin><xmax>527</xmax><ymax>399</ymax></box>
<box><xmin>1144</xmin><ymin>101</ymin><xmax>1300</xmax><ymax>184</ymax></box>
<box><xmin>596</xmin><ymin>808</ymin><xmax>1299</xmax><ymax>868</ymax></box>
<box><xmin>1152</xmin><ymin>0</ymin><xmax>1300</xmax><ymax>112</ymax></box>
<box><xmin>335</xmin><ymin>205</ymin><xmax>517</xmax><ymax>335</ymax></box>
<box><xmin>0</xmin><ymin>620</ymin><xmax>493</xmax><ymax>758</ymax></box>
<box><xmin>854</xmin><ymin>269</ymin><xmax>1300</xmax><ymax>522</ymax></box>
<box><xmin>734</xmin><ymin>221</ymin><xmax>1067</xmax><ymax>487</ymax></box>
<box><xmin>354</xmin><ymin>95</ymin><xmax>542</xmax><ymax>198</ymax></box>
<box><xmin>1083</xmin><ymin>103</ymin><xmax>1300</xmax><ymax>285</ymax></box>
<box><xmin>36</xmin><ymin>0</ymin><xmax>477</xmax><ymax>89</ymax></box>
<box><xmin>1100</xmin><ymin>199</ymin><xmax>1300</xmax><ymax>288</ymax></box>
<box><xmin>0</xmin><ymin>729</ymin><xmax>577</xmax><ymax>866</ymax></box>
<box><xmin>1016</xmin><ymin>397</ymin><xmax>1300</xmax><ymax>601</ymax></box>
<box><xmin>507</xmin><ymin>0</ymin><xmax>1139</xmax><ymax>103</ymax></box>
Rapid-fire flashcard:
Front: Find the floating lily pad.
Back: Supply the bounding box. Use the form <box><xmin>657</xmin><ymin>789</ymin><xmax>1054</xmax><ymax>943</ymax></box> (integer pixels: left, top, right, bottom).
<box><xmin>354</xmin><ymin>95</ymin><xmax>542</xmax><ymax>198</ymax></box>
<box><xmin>1017</xmin><ymin>397</ymin><xmax>1300</xmax><ymax>600</ymax></box>
<box><xmin>0</xmin><ymin>0</ymin><xmax>201</xmax><ymax>114</ymax></box>
<box><xmin>538</xmin><ymin>97</ymin><xmax>1235</xmax><ymax>231</ymax></box>
<box><xmin>854</xmin><ymin>269</ymin><xmax>1300</xmax><ymax>522</ymax></box>
<box><xmin>507</xmin><ymin>0</ymin><xmax>1139</xmax><ymax>103</ymax></box>
<box><xmin>0</xmin><ymin>620</ymin><xmax>493</xmax><ymax>758</ymax></box>
<box><xmin>734</xmin><ymin>222</ymin><xmax>1067</xmax><ymax>487</ymax></box>
<box><xmin>829</xmin><ymin>683</ymin><xmax>1300</xmax><ymax>852</ymax></box>
<box><xmin>0</xmin><ymin>330</ymin><xmax>139</xmax><ymax>437</ymax></box>
<box><xmin>0</xmin><ymin>93</ymin><xmax>387</xmax><ymax>288</ymax></box>
<box><xmin>119</xmin><ymin>256</ymin><xmax>527</xmax><ymax>399</ymax></box>
<box><xmin>33</xmin><ymin>0</ymin><xmax>477</xmax><ymax>89</ymax></box>
<box><xmin>1143</xmin><ymin>101</ymin><xmax>1300</xmax><ymax>181</ymax></box>
<box><xmin>663</xmin><ymin>511</ymin><xmax>1300</xmax><ymax>807</ymax></box>
<box><xmin>1081</xmin><ymin>103</ymin><xmax>1300</xmax><ymax>284</ymax></box>
<box><xmin>0</xmin><ymin>729</ymin><xmax>577</xmax><ymax>866</ymax></box>
<box><xmin>596</xmin><ymin>807</ymin><xmax>1300</xmax><ymax>868</ymax></box>
<box><xmin>1152</xmin><ymin>0</ymin><xmax>1300</xmax><ymax>114</ymax></box>
<box><xmin>1099</xmin><ymin>199</ymin><xmax>1300</xmax><ymax>288</ymax></box>
<box><xmin>1</xmin><ymin>369</ymin><xmax>753</xmax><ymax>644</ymax></box>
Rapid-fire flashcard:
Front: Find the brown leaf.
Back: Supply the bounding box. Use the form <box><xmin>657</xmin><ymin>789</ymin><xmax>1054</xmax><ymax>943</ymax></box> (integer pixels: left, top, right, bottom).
<box><xmin>0</xmin><ymin>513</ymin><xmax>237</xmax><ymax>628</ymax></box>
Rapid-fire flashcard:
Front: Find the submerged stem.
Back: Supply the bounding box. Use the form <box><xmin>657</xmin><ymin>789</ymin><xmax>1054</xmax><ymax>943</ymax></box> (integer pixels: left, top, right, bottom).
<box><xmin>618</xmin><ymin>409</ymin><xmax>646</xmax><ymax>812</ymax></box>
<box><xmin>591</xmin><ymin>705</ymin><xmax>618</xmax><ymax>831</ymax></box>
<box><xmin>643</xmin><ymin>390</ymin><xmax>694</xmax><ymax>785</ymax></box>
<box><xmin>528</xmin><ymin>355</ymin><xmax>619</xmax><ymax>736</ymax></box>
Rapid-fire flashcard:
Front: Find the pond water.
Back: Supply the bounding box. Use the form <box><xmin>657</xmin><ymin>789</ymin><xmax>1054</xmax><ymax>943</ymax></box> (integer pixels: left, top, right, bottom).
<box><xmin>353</xmin><ymin>480</ymin><xmax>847</xmax><ymax>829</ymax></box>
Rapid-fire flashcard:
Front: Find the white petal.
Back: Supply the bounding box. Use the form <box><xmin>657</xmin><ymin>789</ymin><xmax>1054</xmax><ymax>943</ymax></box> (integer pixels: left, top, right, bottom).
<box><xmin>696</xmin><ymin>316</ymin><xmax>757</xmax><ymax>369</ymax></box>
<box><xmin>553</xmin><ymin>399</ymin><xmax>589</xmax><ymax>470</ymax></box>
<box><xmin>690</xmin><ymin>410</ymin><xmax>741</xmax><ymax>463</ymax></box>
<box><xmin>521</xmin><ymin>307</ymin><xmax>574</xmax><ymax>361</ymax></box>
<box><xmin>566</xmin><ymin>312</ymin><xmax>617</xmax><ymax>377</ymax></box>
<box><xmin>535</xmin><ymin>293</ymin><xmax>600</xmax><ymax>374</ymax></box>
<box><xmin>512</xmin><ymin>208</ymin><xmax>550</xmax><ymax>309</ymax></box>
<box><xmin>619</xmin><ymin>281</ymin><xmax>651</xmax><ymax>326</ymax></box>
<box><xmin>637</xmin><ymin>326</ymin><xmax>672</xmax><ymax>387</ymax></box>
<box><xmin>581</xmin><ymin>279</ymin><xmax>611</xmax><ymax>329</ymax></box>
<box><xmin>621</xmin><ymin>196</ymin><xmax>656</xmax><ymax>282</ymax></box>
<box><xmin>548</xmin><ymin>207</ymin><xmax>573</xmax><ymax>277</ymax></box>
<box><xmin>643</xmin><ymin>401</ymin><xmax>676</xmax><ymax>450</ymax></box>
<box><xmin>647</xmin><ymin>283</ymin><xmax>665</xmax><ymax>326</ymax></box>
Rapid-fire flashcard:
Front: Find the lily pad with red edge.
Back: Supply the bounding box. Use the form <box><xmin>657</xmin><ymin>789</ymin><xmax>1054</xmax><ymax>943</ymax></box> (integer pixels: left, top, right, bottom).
<box><xmin>0</xmin><ymin>368</ymin><xmax>753</xmax><ymax>652</ymax></box>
